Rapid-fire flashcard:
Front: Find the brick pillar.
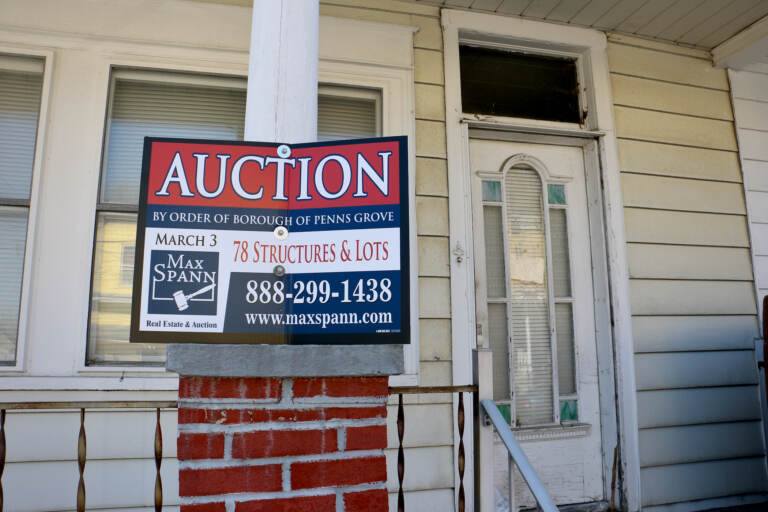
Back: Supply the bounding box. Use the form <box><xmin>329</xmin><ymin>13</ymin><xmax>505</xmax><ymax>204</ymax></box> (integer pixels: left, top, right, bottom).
<box><xmin>168</xmin><ymin>345</ymin><xmax>402</xmax><ymax>512</ymax></box>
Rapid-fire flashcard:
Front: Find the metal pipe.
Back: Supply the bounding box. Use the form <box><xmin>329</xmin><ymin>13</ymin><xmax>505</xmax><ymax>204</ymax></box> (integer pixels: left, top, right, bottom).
<box><xmin>480</xmin><ymin>399</ymin><xmax>559</xmax><ymax>512</ymax></box>
<box><xmin>0</xmin><ymin>401</ymin><xmax>178</xmax><ymax>410</ymax></box>
<box><xmin>389</xmin><ymin>385</ymin><xmax>477</xmax><ymax>394</ymax></box>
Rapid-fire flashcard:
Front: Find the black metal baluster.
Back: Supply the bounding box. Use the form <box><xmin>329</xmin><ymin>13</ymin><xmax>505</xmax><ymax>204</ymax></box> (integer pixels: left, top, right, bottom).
<box><xmin>397</xmin><ymin>393</ymin><xmax>405</xmax><ymax>512</ymax></box>
<box><xmin>154</xmin><ymin>408</ymin><xmax>163</xmax><ymax>512</ymax></box>
<box><xmin>77</xmin><ymin>408</ymin><xmax>86</xmax><ymax>512</ymax></box>
<box><xmin>457</xmin><ymin>392</ymin><xmax>466</xmax><ymax>512</ymax></box>
<box><xmin>1</xmin><ymin>409</ymin><xmax>6</xmax><ymax>512</ymax></box>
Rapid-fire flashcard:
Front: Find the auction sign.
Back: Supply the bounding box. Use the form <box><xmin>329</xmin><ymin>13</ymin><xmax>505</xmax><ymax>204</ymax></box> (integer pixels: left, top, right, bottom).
<box><xmin>129</xmin><ymin>137</ymin><xmax>409</xmax><ymax>345</ymax></box>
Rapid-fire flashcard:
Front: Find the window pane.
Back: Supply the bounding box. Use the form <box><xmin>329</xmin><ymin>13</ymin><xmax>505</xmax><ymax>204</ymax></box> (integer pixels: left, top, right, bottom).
<box><xmin>560</xmin><ymin>399</ymin><xmax>578</xmax><ymax>422</ymax></box>
<box><xmin>549</xmin><ymin>208</ymin><xmax>571</xmax><ymax>297</ymax></box>
<box><xmin>101</xmin><ymin>79</ymin><xmax>247</xmax><ymax>205</ymax></box>
<box><xmin>0</xmin><ymin>208</ymin><xmax>27</xmax><ymax>363</ymax></box>
<box><xmin>482</xmin><ymin>180</ymin><xmax>501</xmax><ymax>202</ymax></box>
<box><xmin>460</xmin><ymin>45</ymin><xmax>580</xmax><ymax>123</ymax></box>
<box><xmin>506</xmin><ymin>166</ymin><xmax>553</xmax><ymax>425</ymax></box>
<box><xmin>483</xmin><ymin>206</ymin><xmax>506</xmax><ymax>298</ymax></box>
<box><xmin>555</xmin><ymin>303</ymin><xmax>576</xmax><ymax>395</ymax></box>
<box><xmin>88</xmin><ymin>212</ymin><xmax>165</xmax><ymax>364</ymax></box>
<box><xmin>0</xmin><ymin>62</ymin><xmax>42</xmax><ymax>200</ymax></box>
<box><xmin>547</xmin><ymin>184</ymin><xmax>565</xmax><ymax>205</ymax></box>
<box><xmin>488</xmin><ymin>303</ymin><xmax>510</xmax><ymax>401</ymax></box>
<box><xmin>317</xmin><ymin>94</ymin><xmax>378</xmax><ymax>141</ymax></box>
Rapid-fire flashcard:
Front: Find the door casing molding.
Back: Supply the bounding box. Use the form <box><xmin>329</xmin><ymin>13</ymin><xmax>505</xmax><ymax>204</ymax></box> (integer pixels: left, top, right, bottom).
<box><xmin>441</xmin><ymin>9</ymin><xmax>641</xmax><ymax>511</ymax></box>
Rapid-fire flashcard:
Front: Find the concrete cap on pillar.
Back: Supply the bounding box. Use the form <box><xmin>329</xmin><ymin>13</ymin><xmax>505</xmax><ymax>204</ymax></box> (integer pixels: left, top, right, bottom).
<box><xmin>167</xmin><ymin>344</ymin><xmax>404</xmax><ymax>377</ymax></box>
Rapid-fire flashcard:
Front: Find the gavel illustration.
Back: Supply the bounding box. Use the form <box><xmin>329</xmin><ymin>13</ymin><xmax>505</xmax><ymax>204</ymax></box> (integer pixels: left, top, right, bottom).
<box><xmin>173</xmin><ymin>283</ymin><xmax>216</xmax><ymax>311</ymax></box>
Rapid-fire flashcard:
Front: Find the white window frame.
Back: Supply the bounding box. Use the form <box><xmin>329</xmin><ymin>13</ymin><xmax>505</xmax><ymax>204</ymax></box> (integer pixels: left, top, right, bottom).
<box><xmin>442</xmin><ymin>9</ymin><xmax>640</xmax><ymax>511</ymax></box>
<box><xmin>0</xmin><ymin>14</ymin><xmax>418</xmax><ymax>389</ymax></box>
<box><xmin>0</xmin><ymin>47</ymin><xmax>53</xmax><ymax>373</ymax></box>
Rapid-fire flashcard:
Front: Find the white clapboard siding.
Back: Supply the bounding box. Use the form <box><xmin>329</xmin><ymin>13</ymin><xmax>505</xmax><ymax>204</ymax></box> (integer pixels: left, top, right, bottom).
<box><xmin>637</xmin><ymin>386</ymin><xmax>762</xmax><ymax>429</ymax></box>
<box><xmin>747</xmin><ymin>191</ymin><xmax>768</xmax><ymax>223</ymax></box>
<box><xmin>615</xmin><ymin>106</ymin><xmax>737</xmax><ymax>151</ymax></box>
<box><xmin>730</xmin><ymin>67</ymin><xmax>768</xmax><ymax>335</ymax></box>
<box><xmin>385</xmin><ymin>445</ymin><xmax>455</xmax><ymax>492</ymax></box>
<box><xmin>630</xmin><ymin>280</ymin><xmax>757</xmax><ymax>316</ymax></box>
<box><xmin>634</xmin><ymin>351</ymin><xmax>758</xmax><ymax>390</ymax></box>
<box><xmin>730</xmin><ymin>70</ymin><xmax>768</xmax><ymax>101</ymax></box>
<box><xmin>627</xmin><ymin>244</ymin><xmax>753</xmax><ymax>280</ymax></box>
<box><xmin>4</xmin><ymin>458</ymin><xmax>179</xmax><ymax>512</ymax></box>
<box><xmin>610</xmin><ymin>37</ymin><xmax>764</xmax><ymax>509</ymax></box>
<box><xmin>739</xmin><ymin>129</ymin><xmax>768</xmax><ymax>162</ymax></box>
<box><xmin>632</xmin><ymin>315</ymin><xmax>759</xmax><ymax>353</ymax></box>
<box><xmin>3</xmin><ymin>409</ymin><xmax>178</xmax><ymax>462</ymax></box>
<box><xmin>388</xmin><ymin>488</ymin><xmax>455</xmax><ymax>512</ymax></box>
<box><xmin>607</xmin><ymin>43</ymin><xmax>729</xmax><ymax>90</ymax></box>
<box><xmin>621</xmin><ymin>173</ymin><xmax>746</xmax><ymax>214</ymax></box>
<box><xmin>754</xmin><ymin>224</ymin><xmax>768</xmax><ymax>255</ymax></box>
<box><xmin>386</xmin><ymin>403</ymin><xmax>453</xmax><ymax>448</ymax></box>
<box><xmin>733</xmin><ymin>98</ymin><xmax>768</xmax><ymax>131</ymax></box>
<box><xmin>641</xmin><ymin>458</ymin><xmax>768</xmax><ymax>507</ymax></box>
<box><xmin>624</xmin><ymin>208</ymin><xmax>750</xmax><ymax>247</ymax></box>
<box><xmin>611</xmin><ymin>74</ymin><xmax>733</xmax><ymax>120</ymax></box>
<box><xmin>743</xmin><ymin>159</ymin><xmax>768</xmax><ymax>191</ymax></box>
<box><xmin>617</xmin><ymin>139</ymin><xmax>742</xmax><ymax>182</ymax></box>
<box><xmin>639</xmin><ymin>422</ymin><xmax>766</xmax><ymax>467</ymax></box>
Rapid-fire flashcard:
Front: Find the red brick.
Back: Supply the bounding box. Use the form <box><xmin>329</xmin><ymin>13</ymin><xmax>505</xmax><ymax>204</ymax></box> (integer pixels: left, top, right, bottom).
<box><xmin>324</xmin><ymin>406</ymin><xmax>387</xmax><ymax>421</ymax></box>
<box><xmin>232</xmin><ymin>429</ymin><xmax>337</xmax><ymax>458</ymax></box>
<box><xmin>181</xmin><ymin>503</ymin><xmax>227</xmax><ymax>512</ymax></box>
<box><xmin>179</xmin><ymin>465</ymin><xmax>281</xmax><ymax>496</ymax></box>
<box><xmin>236</xmin><ymin>495</ymin><xmax>336</xmax><ymax>512</ymax></box>
<box><xmin>177</xmin><ymin>433</ymin><xmax>225</xmax><ymax>460</ymax></box>
<box><xmin>179</xmin><ymin>406</ymin><xmax>386</xmax><ymax>425</ymax></box>
<box><xmin>344</xmin><ymin>489</ymin><xmax>388</xmax><ymax>511</ymax></box>
<box><xmin>345</xmin><ymin>425</ymin><xmax>387</xmax><ymax>451</ymax></box>
<box><xmin>292</xmin><ymin>377</ymin><xmax>388</xmax><ymax>398</ymax></box>
<box><xmin>179</xmin><ymin>377</ymin><xmax>281</xmax><ymax>400</ymax></box>
<box><xmin>291</xmin><ymin>456</ymin><xmax>386</xmax><ymax>489</ymax></box>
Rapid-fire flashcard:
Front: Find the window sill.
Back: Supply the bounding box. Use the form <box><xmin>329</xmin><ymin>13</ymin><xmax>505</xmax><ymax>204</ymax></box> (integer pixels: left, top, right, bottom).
<box><xmin>510</xmin><ymin>422</ymin><xmax>591</xmax><ymax>442</ymax></box>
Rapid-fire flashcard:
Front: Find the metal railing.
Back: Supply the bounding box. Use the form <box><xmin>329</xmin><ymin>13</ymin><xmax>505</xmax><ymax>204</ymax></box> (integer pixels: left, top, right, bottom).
<box><xmin>0</xmin><ymin>388</ymin><xmax>477</xmax><ymax>512</ymax></box>
<box><xmin>480</xmin><ymin>399</ymin><xmax>559</xmax><ymax>512</ymax></box>
<box><xmin>0</xmin><ymin>400</ymin><xmax>176</xmax><ymax>512</ymax></box>
<box><xmin>389</xmin><ymin>385</ymin><xmax>477</xmax><ymax>512</ymax></box>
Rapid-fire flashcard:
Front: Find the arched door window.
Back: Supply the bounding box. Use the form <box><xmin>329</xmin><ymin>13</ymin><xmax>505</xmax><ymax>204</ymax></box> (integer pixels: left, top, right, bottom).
<box><xmin>480</xmin><ymin>160</ymin><xmax>576</xmax><ymax>426</ymax></box>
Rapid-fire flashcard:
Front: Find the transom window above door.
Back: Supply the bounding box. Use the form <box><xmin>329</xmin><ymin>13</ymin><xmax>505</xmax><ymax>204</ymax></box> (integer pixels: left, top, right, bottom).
<box><xmin>459</xmin><ymin>44</ymin><xmax>581</xmax><ymax>124</ymax></box>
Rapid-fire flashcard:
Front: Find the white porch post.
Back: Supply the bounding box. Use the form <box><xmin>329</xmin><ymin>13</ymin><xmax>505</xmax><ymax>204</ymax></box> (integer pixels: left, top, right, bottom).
<box><xmin>245</xmin><ymin>0</ymin><xmax>319</xmax><ymax>143</ymax></box>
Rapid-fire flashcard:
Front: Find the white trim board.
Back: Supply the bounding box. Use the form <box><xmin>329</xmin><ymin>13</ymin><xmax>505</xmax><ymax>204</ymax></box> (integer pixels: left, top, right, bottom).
<box><xmin>0</xmin><ymin>45</ymin><xmax>55</xmax><ymax>373</ymax></box>
<box><xmin>441</xmin><ymin>9</ymin><xmax>640</xmax><ymax>511</ymax></box>
<box><xmin>714</xmin><ymin>15</ymin><xmax>768</xmax><ymax>70</ymax></box>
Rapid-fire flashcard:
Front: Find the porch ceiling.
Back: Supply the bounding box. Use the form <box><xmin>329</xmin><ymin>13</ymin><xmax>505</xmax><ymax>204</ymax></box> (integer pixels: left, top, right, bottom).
<box><xmin>413</xmin><ymin>0</ymin><xmax>768</xmax><ymax>51</ymax></box>
<box><xmin>187</xmin><ymin>0</ymin><xmax>768</xmax><ymax>67</ymax></box>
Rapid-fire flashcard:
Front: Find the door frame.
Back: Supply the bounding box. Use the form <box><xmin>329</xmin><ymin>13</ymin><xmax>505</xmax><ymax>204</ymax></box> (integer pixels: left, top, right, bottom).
<box><xmin>441</xmin><ymin>9</ymin><xmax>641</xmax><ymax>511</ymax></box>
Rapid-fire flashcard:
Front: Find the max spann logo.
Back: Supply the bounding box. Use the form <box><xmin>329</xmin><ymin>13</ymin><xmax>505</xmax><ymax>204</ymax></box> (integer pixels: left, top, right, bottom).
<box><xmin>147</xmin><ymin>250</ymin><xmax>218</xmax><ymax>315</ymax></box>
